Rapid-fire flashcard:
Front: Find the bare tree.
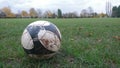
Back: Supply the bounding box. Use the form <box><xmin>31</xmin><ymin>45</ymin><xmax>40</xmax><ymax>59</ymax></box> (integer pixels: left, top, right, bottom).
<box><xmin>106</xmin><ymin>1</ymin><xmax>112</xmax><ymax>17</ymax></box>
<box><xmin>37</xmin><ymin>9</ymin><xmax>42</xmax><ymax>18</ymax></box>
<box><xmin>80</xmin><ymin>9</ymin><xmax>88</xmax><ymax>18</ymax></box>
<box><xmin>62</xmin><ymin>12</ymin><xmax>78</xmax><ymax>18</ymax></box>
<box><xmin>87</xmin><ymin>7</ymin><xmax>94</xmax><ymax>17</ymax></box>
<box><xmin>43</xmin><ymin>10</ymin><xmax>53</xmax><ymax>18</ymax></box>
<box><xmin>15</xmin><ymin>10</ymin><xmax>21</xmax><ymax>18</ymax></box>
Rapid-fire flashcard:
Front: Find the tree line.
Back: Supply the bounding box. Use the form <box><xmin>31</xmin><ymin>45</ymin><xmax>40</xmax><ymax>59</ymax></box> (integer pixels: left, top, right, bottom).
<box><xmin>0</xmin><ymin>7</ymin><xmax>63</xmax><ymax>18</ymax></box>
<box><xmin>112</xmin><ymin>5</ymin><xmax>120</xmax><ymax>17</ymax></box>
<box><xmin>0</xmin><ymin>5</ymin><xmax>120</xmax><ymax>18</ymax></box>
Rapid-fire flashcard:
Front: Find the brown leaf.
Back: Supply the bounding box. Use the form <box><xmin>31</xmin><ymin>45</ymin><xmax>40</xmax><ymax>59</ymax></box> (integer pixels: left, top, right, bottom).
<box><xmin>96</xmin><ymin>39</ymin><xmax>102</xmax><ymax>43</ymax></box>
<box><xmin>113</xmin><ymin>36</ymin><xmax>120</xmax><ymax>40</ymax></box>
<box><xmin>86</xmin><ymin>32</ymin><xmax>93</xmax><ymax>37</ymax></box>
<box><xmin>78</xmin><ymin>27</ymin><xmax>84</xmax><ymax>31</ymax></box>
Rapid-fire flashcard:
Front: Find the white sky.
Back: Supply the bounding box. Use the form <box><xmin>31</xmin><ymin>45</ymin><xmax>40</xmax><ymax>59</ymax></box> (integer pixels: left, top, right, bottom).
<box><xmin>0</xmin><ymin>0</ymin><xmax>120</xmax><ymax>14</ymax></box>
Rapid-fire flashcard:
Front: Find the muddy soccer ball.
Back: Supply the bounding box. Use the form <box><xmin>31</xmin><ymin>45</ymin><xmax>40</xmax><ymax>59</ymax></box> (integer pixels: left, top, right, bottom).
<box><xmin>21</xmin><ymin>21</ymin><xmax>61</xmax><ymax>59</ymax></box>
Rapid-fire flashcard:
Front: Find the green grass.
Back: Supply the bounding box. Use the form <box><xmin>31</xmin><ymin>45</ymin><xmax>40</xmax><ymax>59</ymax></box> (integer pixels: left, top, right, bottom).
<box><xmin>0</xmin><ymin>18</ymin><xmax>120</xmax><ymax>68</ymax></box>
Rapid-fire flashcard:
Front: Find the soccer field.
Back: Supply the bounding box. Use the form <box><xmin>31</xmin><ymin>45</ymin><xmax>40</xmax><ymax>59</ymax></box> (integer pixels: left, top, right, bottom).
<box><xmin>0</xmin><ymin>18</ymin><xmax>120</xmax><ymax>68</ymax></box>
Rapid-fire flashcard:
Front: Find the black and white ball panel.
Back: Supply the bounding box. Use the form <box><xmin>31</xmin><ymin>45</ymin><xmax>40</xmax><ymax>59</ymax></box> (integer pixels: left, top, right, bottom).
<box><xmin>44</xmin><ymin>23</ymin><xmax>61</xmax><ymax>41</ymax></box>
<box><xmin>28</xmin><ymin>21</ymin><xmax>61</xmax><ymax>40</ymax></box>
<box><xmin>21</xmin><ymin>29</ymin><xmax>34</xmax><ymax>49</ymax></box>
<box><xmin>21</xmin><ymin>21</ymin><xmax>61</xmax><ymax>55</ymax></box>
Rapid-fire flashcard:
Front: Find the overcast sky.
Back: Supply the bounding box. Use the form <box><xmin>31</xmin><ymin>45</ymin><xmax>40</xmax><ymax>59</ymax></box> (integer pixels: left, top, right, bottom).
<box><xmin>0</xmin><ymin>0</ymin><xmax>120</xmax><ymax>14</ymax></box>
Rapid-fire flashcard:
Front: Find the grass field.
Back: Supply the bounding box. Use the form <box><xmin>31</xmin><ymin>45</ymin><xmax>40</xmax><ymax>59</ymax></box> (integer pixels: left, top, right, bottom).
<box><xmin>0</xmin><ymin>18</ymin><xmax>120</xmax><ymax>68</ymax></box>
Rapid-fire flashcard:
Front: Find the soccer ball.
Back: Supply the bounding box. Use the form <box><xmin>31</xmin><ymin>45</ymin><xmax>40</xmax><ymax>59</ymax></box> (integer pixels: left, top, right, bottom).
<box><xmin>21</xmin><ymin>21</ymin><xmax>61</xmax><ymax>59</ymax></box>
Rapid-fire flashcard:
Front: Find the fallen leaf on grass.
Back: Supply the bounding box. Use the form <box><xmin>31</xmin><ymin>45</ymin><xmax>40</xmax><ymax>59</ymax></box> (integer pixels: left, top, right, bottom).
<box><xmin>86</xmin><ymin>32</ymin><xmax>93</xmax><ymax>37</ymax></box>
<box><xmin>96</xmin><ymin>39</ymin><xmax>102</xmax><ymax>43</ymax></box>
<box><xmin>78</xmin><ymin>27</ymin><xmax>84</xmax><ymax>31</ymax></box>
<box><xmin>70</xmin><ymin>38</ymin><xmax>74</xmax><ymax>41</ymax></box>
<box><xmin>113</xmin><ymin>36</ymin><xmax>120</xmax><ymax>40</ymax></box>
